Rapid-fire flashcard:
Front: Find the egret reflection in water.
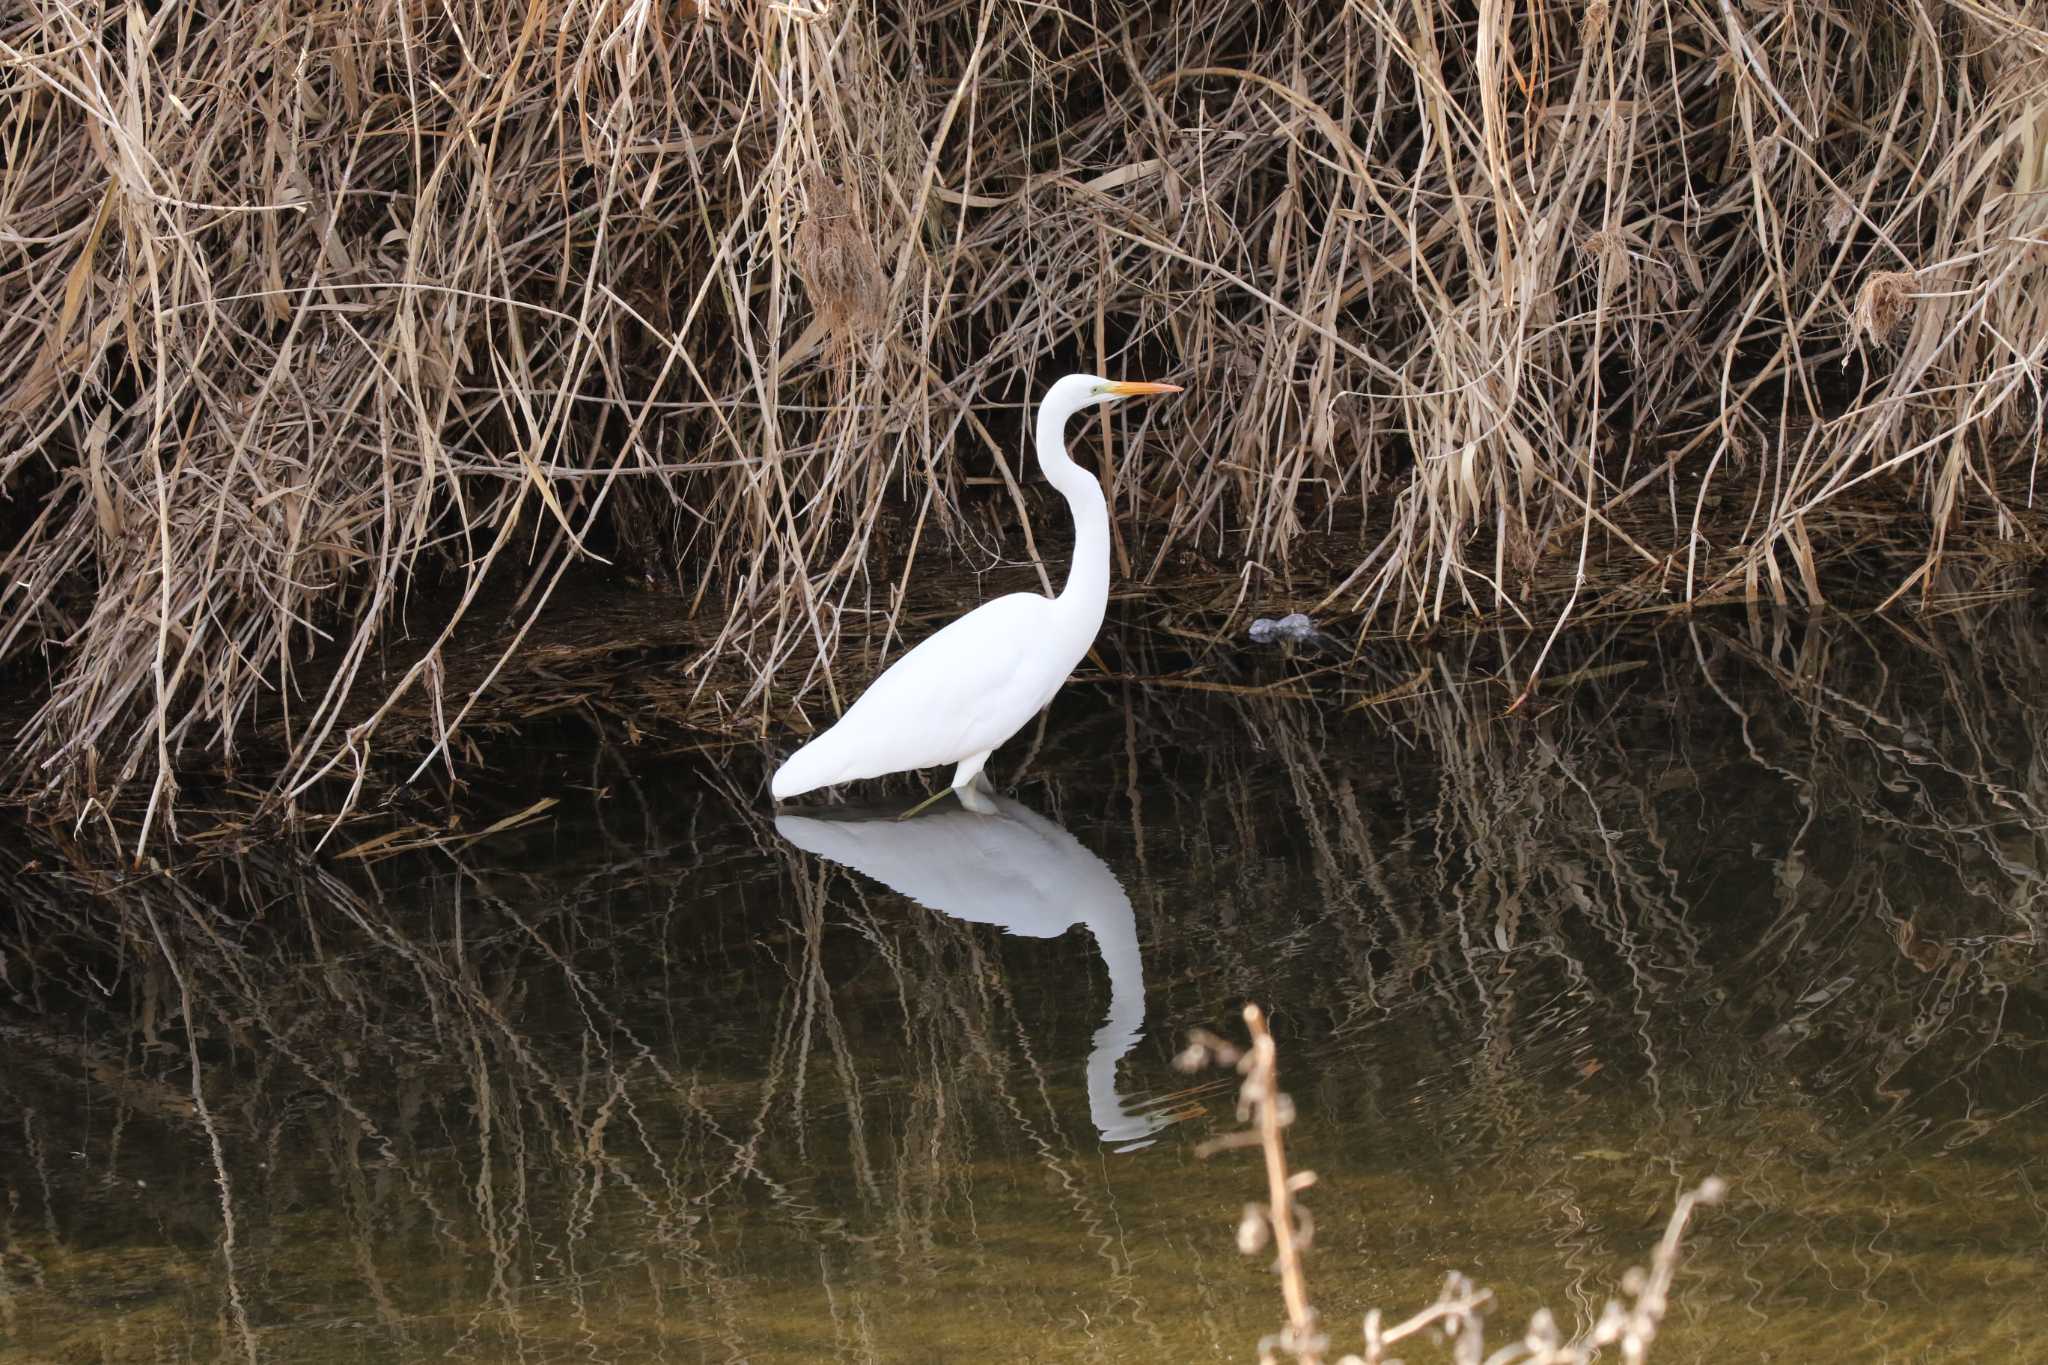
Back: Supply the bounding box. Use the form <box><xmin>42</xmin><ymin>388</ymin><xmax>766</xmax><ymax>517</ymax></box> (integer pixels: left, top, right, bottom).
<box><xmin>776</xmin><ymin>795</ymin><xmax>1168</xmax><ymax>1149</ymax></box>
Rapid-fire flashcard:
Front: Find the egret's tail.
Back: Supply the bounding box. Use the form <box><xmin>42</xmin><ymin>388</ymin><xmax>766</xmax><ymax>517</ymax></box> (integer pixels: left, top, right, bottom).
<box><xmin>770</xmin><ymin>731</ymin><xmax>842</xmax><ymax>801</ymax></box>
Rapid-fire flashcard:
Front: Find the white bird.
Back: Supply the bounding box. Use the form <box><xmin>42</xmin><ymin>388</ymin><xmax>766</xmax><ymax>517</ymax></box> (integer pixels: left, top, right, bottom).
<box><xmin>776</xmin><ymin>794</ymin><xmax>1169</xmax><ymax>1148</ymax></box>
<box><xmin>771</xmin><ymin>373</ymin><xmax>1182</xmax><ymax>808</ymax></box>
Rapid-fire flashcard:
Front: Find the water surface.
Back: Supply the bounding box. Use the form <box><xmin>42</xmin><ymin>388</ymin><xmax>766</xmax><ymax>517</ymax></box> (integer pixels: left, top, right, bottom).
<box><xmin>3</xmin><ymin>611</ymin><xmax>2044</xmax><ymax>1362</ymax></box>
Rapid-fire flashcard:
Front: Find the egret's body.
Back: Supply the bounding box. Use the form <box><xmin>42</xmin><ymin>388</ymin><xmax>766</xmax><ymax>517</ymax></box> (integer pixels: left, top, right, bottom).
<box><xmin>771</xmin><ymin>374</ymin><xmax>1179</xmax><ymax>806</ymax></box>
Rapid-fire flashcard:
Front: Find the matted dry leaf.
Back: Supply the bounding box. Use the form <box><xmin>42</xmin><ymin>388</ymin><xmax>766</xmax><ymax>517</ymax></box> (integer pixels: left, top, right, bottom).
<box><xmin>1854</xmin><ymin>270</ymin><xmax>1916</xmax><ymax>344</ymax></box>
<box><xmin>792</xmin><ymin>175</ymin><xmax>888</xmax><ymax>341</ymax></box>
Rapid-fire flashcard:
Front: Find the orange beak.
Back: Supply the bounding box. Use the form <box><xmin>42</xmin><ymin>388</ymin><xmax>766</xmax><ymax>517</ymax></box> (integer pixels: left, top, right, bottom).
<box><xmin>1105</xmin><ymin>381</ymin><xmax>1184</xmax><ymax>396</ymax></box>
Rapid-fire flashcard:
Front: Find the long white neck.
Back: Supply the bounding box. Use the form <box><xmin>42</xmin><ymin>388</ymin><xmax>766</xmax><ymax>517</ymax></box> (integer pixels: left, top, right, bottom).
<box><xmin>1035</xmin><ymin>393</ymin><xmax>1111</xmax><ymax>617</ymax></box>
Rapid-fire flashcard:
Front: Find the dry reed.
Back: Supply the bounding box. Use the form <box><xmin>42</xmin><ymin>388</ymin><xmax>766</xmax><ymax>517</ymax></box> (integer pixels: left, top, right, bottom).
<box><xmin>4</xmin><ymin>0</ymin><xmax>2048</xmax><ymax>840</ymax></box>
<box><xmin>1183</xmin><ymin>1005</ymin><xmax>1723</xmax><ymax>1365</ymax></box>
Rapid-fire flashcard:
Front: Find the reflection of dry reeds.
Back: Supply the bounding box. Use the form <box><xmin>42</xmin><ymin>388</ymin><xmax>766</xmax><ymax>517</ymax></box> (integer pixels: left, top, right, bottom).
<box><xmin>7</xmin><ymin>0</ymin><xmax>2048</xmax><ymax>837</ymax></box>
<box><xmin>1183</xmin><ymin>1006</ymin><xmax>1724</xmax><ymax>1365</ymax></box>
<box><xmin>1094</xmin><ymin>603</ymin><xmax>2045</xmax><ymax>1336</ymax></box>
<box><xmin>0</xmin><ymin>771</ymin><xmax>1184</xmax><ymax>1357</ymax></box>
<box><xmin>0</xmin><ymin>609</ymin><xmax>2042</xmax><ymax>1358</ymax></box>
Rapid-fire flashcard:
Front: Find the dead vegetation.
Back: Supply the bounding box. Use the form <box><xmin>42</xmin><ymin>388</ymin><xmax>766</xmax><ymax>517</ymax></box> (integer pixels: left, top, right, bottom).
<box><xmin>3</xmin><ymin>0</ymin><xmax>2048</xmax><ymax>839</ymax></box>
<box><xmin>1183</xmin><ymin>1005</ymin><xmax>1724</xmax><ymax>1365</ymax></box>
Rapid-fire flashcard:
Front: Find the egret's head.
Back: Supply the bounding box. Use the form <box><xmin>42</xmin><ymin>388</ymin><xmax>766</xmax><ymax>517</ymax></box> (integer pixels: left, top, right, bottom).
<box><xmin>1096</xmin><ymin>376</ymin><xmax>1183</xmax><ymax>403</ymax></box>
<box><xmin>1035</xmin><ymin>374</ymin><xmax>1183</xmax><ymax>465</ymax></box>
<box><xmin>1087</xmin><ymin>374</ymin><xmax>1183</xmax><ymax>406</ymax></box>
<box><xmin>1044</xmin><ymin>372</ymin><xmax>1183</xmax><ymax>422</ymax></box>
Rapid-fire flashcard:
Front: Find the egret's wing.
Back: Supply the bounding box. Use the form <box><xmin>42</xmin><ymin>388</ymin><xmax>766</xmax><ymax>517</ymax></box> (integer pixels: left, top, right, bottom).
<box><xmin>831</xmin><ymin>592</ymin><xmax>1056</xmax><ymax>771</ymax></box>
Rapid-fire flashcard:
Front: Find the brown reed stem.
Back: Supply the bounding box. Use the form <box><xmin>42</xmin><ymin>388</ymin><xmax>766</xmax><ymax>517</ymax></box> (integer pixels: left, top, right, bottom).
<box><xmin>1185</xmin><ymin>1006</ymin><xmax>1725</xmax><ymax>1365</ymax></box>
<box><xmin>1244</xmin><ymin>1003</ymin><xmax>1319</xmax><ymax>1360</ymax></box>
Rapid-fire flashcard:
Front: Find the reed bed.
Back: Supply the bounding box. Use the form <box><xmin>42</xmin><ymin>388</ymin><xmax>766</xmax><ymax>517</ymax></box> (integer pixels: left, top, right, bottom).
<box><xmin>4</xmin><ymin>0</ymin><xmax>2047</xmax><ymax>836</ymax></box>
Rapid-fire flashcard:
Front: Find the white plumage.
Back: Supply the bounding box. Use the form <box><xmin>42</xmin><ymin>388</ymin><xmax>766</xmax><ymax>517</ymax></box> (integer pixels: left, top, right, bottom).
<box><xmin>776</xmin><ymin>795</ymin><xmax>1167</xmax><ymax>1146</ymax></box>
<box><xmin>771</xmin><ymin>373</ymin><xmax>1181</xmax><ymax>806</ymax></box>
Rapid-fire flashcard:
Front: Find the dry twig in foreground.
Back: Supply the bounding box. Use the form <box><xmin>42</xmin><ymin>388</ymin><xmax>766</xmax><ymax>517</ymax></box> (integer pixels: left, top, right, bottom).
<box><xmin>1179</xmin><ymin>1004</ymin><xmax>1726</xmax><ymax>1365</ymax></box>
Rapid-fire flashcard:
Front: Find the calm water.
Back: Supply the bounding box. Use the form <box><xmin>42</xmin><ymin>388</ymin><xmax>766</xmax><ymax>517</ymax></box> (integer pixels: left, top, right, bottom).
<box><xmin>3</xmin><ymin>611</ymin><xmax>2045</xmax><ymax>1362</ymax></box>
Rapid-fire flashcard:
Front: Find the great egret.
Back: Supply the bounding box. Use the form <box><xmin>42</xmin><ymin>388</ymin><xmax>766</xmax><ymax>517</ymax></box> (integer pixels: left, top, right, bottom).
<box><xmin>771</xmin><ymin>374</ymin><xmax>1181</xmax><ymax>807</ymax></box>
<box><xmin>776</xmin><ymin>795</ymin><xmax>1169</xmax><ymax>1148</ymax></box>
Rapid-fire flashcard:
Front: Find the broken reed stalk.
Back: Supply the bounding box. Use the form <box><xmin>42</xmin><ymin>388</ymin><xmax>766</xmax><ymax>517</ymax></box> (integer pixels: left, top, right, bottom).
<box><xmin>1183</xmin><ymin>1004</ymin><xmax>1321</xmax><ymax>1360</ymax></box>
<box><xmin>4</xmin><ymin>0</ymin><xmax>2048</xmax><ymax>842</ymax></box>
<box><xmin>1180</xmin><ymin>1005</ymin><xmax>1725</xmax><ymax>1365</ymax></box>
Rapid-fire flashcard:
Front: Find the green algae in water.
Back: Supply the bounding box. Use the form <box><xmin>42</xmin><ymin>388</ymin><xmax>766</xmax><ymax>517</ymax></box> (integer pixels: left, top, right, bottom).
<box><xmin>2</xmin><ymin>614</ymin><xmax>2046</xmax><ymax>1362</ymax></box>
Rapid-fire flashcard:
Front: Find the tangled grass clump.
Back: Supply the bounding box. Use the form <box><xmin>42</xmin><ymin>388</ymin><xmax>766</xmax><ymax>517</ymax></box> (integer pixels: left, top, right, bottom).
<box><xmin>3</xmin><ymin>0</ymin><xmax>2047</xmax><ymax>843</ymax></box>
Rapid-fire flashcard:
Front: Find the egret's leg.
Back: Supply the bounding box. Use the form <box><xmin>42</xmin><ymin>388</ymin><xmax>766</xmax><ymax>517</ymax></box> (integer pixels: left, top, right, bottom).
<box><xmin>950</xmin><ymin>751</ymin><xmax>992</xmax><ymax>790</ymax></box>
<box><xmin>896</xmin><ymin>752</ymin><xmax>997</xmax><ymax>821</ymax></box>
<box><xmin>896</xmin><ymin>786</ymin><xmax>952</xmax><ymax>821</ymax></box>
<box><xmin>950</xmin><ymin>752</ymin><xmax>997</xmax><ymax>814</ymax></box>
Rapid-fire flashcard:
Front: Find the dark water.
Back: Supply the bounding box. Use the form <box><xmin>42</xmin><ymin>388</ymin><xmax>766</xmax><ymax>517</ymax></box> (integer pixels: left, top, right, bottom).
<box><xmin>3</xmin><ymin>611</ymin><xmax>2045</xmax><ymax>1362</ymax></box>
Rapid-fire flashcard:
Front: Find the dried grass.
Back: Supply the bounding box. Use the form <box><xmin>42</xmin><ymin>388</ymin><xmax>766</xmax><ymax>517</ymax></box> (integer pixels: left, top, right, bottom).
<box><xmin>4</xmin><ymin>0</ymin><xmax>2048</xmax><ymax>839</ymax></box>
<box><xmin>1182</xmin><ymin>1006</ymin><xmax>1724</xmax><ymax>1365</ymax></box>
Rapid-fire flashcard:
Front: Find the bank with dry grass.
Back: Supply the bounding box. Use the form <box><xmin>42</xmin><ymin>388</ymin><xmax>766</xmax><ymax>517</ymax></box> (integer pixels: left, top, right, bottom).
<box><xmin>3</xmin><ymin>0</ymin><xmax>2046</xmax><ymax>840</ymax></box>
